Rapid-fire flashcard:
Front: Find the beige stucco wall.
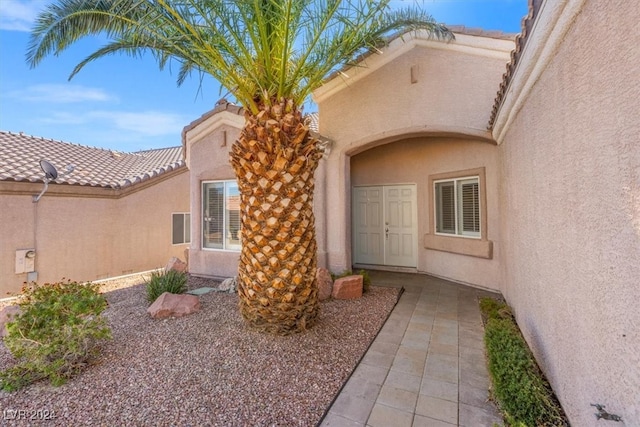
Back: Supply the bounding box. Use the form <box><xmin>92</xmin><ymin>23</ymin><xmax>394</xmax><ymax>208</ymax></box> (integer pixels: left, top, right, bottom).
<box><xmin>496</xmin><ymin>0</ymin><xmax>640</xmax><ymax>424</ymax></box>
<box><xmin>351</xmin><ymin>138</ymin><xmax>501</xmax><ymax>288</ymax></box>
<box><xmin>184</xmin><ymin>112</ymin><xmax>243</xmax><ymax>279</ymax></box>
<box><xmin>314</xmin><ymin>31</ymin><xmax>512</xmax><ymax>289</ymax></box>
<box><xmin>0</xmin><ymin>170</ymin><xmax>190</xmax><ymax>297</ymax></box>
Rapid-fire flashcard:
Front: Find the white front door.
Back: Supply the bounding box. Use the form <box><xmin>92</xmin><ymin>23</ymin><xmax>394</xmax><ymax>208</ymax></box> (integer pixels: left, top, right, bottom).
<box><xmin>353</xmin><ymin>184</ymin><xmax>418</xmax><ymax>268</ymax></box>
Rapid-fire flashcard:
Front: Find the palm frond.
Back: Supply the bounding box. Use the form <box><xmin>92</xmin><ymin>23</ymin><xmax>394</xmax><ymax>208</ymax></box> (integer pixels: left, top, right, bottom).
<box><xmin>28</xmin><ymin>0</ymin><xmax>454</xmax><ymax>111</ymax></box>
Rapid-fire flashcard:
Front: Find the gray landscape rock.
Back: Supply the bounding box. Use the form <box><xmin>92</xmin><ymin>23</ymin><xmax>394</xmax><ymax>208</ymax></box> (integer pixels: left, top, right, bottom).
<box><xmin>218</xmin><ymin>277</ymin><xmax>238</xmax><ymax>293</ymax></box>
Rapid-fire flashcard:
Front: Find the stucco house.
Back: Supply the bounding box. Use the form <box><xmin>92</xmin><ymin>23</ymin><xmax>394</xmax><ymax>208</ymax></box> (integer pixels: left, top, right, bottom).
<box><xmin>0</xmin><ymin>131</ymin><xmax>190</xmax><ymax>297</ymax></box>
<box><xmin>183</xmin><ymin>1</ymin><xmax>639</xmax><ymax>425</ymax></box>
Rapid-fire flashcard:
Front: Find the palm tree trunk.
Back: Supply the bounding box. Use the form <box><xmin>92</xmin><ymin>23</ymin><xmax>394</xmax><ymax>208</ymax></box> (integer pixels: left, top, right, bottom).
<box><xmin>229</xmin><ymin>101</ymin><xmax>321</xmax><ymax>335</ymax></box>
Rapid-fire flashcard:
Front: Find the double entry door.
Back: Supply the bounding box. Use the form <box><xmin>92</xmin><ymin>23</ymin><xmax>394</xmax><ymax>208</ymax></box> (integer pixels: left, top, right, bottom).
<box><xmin>352</xmin><ymin>184</ymin><xmax>418</xmax><ymax>268</ymax></box>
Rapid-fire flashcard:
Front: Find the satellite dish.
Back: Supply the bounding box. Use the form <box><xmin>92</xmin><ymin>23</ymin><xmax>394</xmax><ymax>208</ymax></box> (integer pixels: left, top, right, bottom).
<box><xmin>33</xmin><ymin>159</ymin><xmax>61</xmax><ymax>202</ymax></box>
<box><xmin>40</xmin><ymin>160</ymin><xmax>58</xmax><ymax>181</ymax></box>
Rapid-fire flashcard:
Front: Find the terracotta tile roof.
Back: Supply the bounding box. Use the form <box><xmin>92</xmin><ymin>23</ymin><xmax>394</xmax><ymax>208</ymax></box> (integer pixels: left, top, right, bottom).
<box><xmin>0</xmin><ymin>131</ymin><xmax>185</xmax><ymax>189</ymax></box>
<box><xmin>488</xmin><ymin>0</ymin><xmax>542</xmax><ymax>129</ymax></box>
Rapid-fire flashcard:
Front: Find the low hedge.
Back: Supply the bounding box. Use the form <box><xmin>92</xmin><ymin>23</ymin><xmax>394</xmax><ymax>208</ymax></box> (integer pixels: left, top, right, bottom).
<box><xmin>480</xmin><ymin>298</ymin><xmax>567</xmax><ymax>426</ymax></box>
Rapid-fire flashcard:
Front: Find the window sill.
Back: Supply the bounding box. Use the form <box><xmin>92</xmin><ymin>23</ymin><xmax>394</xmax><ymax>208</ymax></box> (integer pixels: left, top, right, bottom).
<box><xmin>423</xmin><ymin>234</ymin><xmax>493</xmax><ymax>259</ymax></box>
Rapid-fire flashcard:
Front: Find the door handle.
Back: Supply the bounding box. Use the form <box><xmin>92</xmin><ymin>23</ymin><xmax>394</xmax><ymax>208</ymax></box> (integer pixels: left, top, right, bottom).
<box><xmin>385</xmin><ymin>227</ymin><xmax>389</xmax><ymax>239</ymax></box>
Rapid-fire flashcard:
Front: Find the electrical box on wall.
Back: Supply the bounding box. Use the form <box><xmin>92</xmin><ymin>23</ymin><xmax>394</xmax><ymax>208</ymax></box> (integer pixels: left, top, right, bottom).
<box><xmin>15</xmin><ymin>249</ymin><xmax>36</xmax><ymax>274</ymax></box>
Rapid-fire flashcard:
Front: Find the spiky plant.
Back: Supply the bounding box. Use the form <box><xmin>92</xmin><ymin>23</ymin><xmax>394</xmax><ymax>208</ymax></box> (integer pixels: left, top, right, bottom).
<box><xmin>28</xmin><ymin>0</ymin><xmax>452</xmax><ymax>334</ymax></box>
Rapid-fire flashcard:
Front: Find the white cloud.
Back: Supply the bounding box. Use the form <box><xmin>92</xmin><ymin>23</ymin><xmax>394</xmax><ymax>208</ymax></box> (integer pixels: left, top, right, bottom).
<box><xmin>39</xmin><ymin>109</ymin><xmax>188</xmax><ymax>137</ymax></box>
<box><xmin>88</xmin><ymin>111</ymin><xmax>188</xmax><ymax>136</ymax></box>
<box><xmin>12</xmin><ymin>84</ymin><xmax>116</xmax><ymax>103</ymax></box>
<box><xmin>0</xmin><ymin>0</ymin><xmax>47</xmax><ymax>32</ymax></box>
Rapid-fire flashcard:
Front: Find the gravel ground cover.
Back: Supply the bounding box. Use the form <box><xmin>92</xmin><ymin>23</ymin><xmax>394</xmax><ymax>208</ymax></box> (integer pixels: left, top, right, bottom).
<box><xmin>0</xmin><ymin>275</ymin><xmax>400</xmax><ymax>426</ymax></box>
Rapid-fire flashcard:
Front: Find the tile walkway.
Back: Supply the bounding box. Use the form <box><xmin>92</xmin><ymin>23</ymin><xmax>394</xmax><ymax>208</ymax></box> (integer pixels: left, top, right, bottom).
<box><xmin>319</xmin><ymin>271</ymin><xmax>504</xmax><ymax>427</ymax></box>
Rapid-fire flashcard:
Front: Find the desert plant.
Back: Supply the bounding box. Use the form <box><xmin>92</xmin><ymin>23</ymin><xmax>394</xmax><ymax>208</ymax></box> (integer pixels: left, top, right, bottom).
<box><xmin>480</xmin><ymin>298</ymin><xmax>567</xmax><ymax>426</ymax></box>
<box><xmin>0</xmin><ymin>280</ymin><xmax>111</xmax><ymax>391</ymax></box>
<box><xmin>145</xmin><ymin>269</ymin><xmax>188</xmax><ymax>303</ymax></box>
<box><xmin>331</xmin><ymin>269</ymin><xmax>372</xmax><ymax>292</ymax></box>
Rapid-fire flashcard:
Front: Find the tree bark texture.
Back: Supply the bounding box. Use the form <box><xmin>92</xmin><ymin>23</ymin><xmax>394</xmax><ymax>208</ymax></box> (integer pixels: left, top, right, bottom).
<box><xmin>229</xmin><ymin>103</ymin><xmax>321</xmax><ymax>335</ymax></box>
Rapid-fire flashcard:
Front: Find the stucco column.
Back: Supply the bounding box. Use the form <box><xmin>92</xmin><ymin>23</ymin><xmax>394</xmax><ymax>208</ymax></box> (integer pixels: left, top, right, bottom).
<box><xmin>324</xmin><ymin>150</ymin><xmax>351</xmax><ymax>273</ymax></box>
<box><xmin>314</xmin><ymin>157</ymin><xmax>328</xmax><ymax>269</ymax></box>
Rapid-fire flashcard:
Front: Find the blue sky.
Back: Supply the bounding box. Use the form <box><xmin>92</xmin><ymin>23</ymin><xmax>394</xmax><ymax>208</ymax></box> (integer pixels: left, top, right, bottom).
<box><xmin>0</xmin><ymin>0</ymin><xmax>528</xmax><ymax>152</ymax></box>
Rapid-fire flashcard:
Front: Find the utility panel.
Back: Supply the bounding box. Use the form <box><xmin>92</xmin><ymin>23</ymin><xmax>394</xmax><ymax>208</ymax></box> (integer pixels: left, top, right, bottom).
<box><xmin>15</xmin><ymin>249</ymin><xmax>36</xmax><ymax>274</ymax></box>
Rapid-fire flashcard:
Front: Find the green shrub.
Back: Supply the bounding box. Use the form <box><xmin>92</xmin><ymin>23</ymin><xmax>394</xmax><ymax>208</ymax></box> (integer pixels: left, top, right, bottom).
<box><xmin>479</xmin><ymin>297</ymin><xmax>512</xmax><ymax>323</ymax></box>
<box><xmin>145</xmin><ymin>269</ymin><xmax>188</xmax><ymax>303</ymax></box>
<box><xmin>331</xmin><ymin>269</ymin><xmax>371</xmax><ymax>292</ymax></box>
<box><xmin>481</xmin><ymin>298</ymin><xmax>567</xmax><ymax>426</ymax></box>
<box><xmin>0</xmin><ymin>280</ymin><xmax>111</xmax><ymax>391</ymax></box>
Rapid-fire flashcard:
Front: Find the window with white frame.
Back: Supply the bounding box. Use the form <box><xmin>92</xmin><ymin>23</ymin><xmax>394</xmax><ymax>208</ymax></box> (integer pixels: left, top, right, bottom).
<box><xmin>172</xmin><ymin>213</ymin><xmax>191</xmax><ymax>244</ymax></box>
<box><xmin>202</xmin><ymin>181</ymin><xmax>241</xmax><ymax>250</ymax></box>
<box><xmin>434</xmin><ymin>176</ymin><xmax>480</xmax><ymax>237</ymax></box>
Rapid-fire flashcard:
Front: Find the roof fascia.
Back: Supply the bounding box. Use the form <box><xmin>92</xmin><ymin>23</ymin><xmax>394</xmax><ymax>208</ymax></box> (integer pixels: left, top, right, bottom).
<box><xmin>492</xmin><ymin>0</ymin><xmax>587</xmax><ymax>144</ymax></box>
<box><xmin>0</xmin><ymin>166</ymin><xmax>187</xmax><ymax>200</ymax></box>
<box><xmin>313</xmin><ymin>31</ymin><xmax>514</xmax><ymax>104</ymax></box>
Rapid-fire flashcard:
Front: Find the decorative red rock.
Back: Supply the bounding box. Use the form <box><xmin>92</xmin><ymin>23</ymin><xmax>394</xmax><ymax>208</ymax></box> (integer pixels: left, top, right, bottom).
<box><xmin>147</xmin><ymin>292</ymin><xmax>200</xmax><ymax>319</ymax></box>
<box><xmin>331</xmin><ymin>275</ymin><xmax>363</xmax><ymax>300</ymax></box>
<box><xmin>316</xmin><ymin>268</ymin><xmax>333</xmax><ymax>301</ymax></box>
<box><xmin>165</xmin><ymin>256</ymin><xmax>188</xmax><ymax>273</ymax></box>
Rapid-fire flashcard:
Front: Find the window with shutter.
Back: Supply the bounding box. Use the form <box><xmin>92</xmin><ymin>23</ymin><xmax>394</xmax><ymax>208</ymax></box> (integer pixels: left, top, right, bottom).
<box><xmin>459</xmin><ymin>179</ymin><xmax>480</xmax><ymax>236</ymax></box>
<box><xmin>436</xmin><ymin>182</ymin><xmax>455</xmax><ymax>234</ymax></box>
<box><xmin>434</xmin><ymin>176</ymin><xmax>480</xmax><ymax>238</ymax></box>
<box><xmin>203</xmin><ymin>181</ymin><xmax>241</xmax><ymax>251</ymax></box>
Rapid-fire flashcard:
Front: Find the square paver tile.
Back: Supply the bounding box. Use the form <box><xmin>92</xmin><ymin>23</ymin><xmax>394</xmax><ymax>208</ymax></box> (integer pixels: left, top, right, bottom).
<box><xmin>427</xmin><ymin>342</ymin><xmax>458</xmax><ymax>357</ymax></box>
<box><xmin>377</xmin><ymin>384</ymin><xmax>419</xmax><ymax>412</ymax></box>
<box><xmin>384</xmin><ymin>370</ymin><xmax>422</xmax><ymax>393</ymax></box>
<box><xmin>420</xmin><ymin>377</ymin><xmax>458</xmax><ymax>402</ymax></box>
<box><xmin>351</xmin><ymin>364</ymin><xmax>389</xmax><ymax>386</ymax></box>
<box><xmin>341</xmin><ymin>376</ymin><xmax>383</xmax><ymax>401</ymax></box>
<box><xmin>404</xmin><ymin>329</ymin><xmax>431</xmax><ymax>343</ymax></box>
<box><xmin>376</xmin><ymin>331</ymin><xmax>404</xmax><ymax>345</ymax></box>
<box><xmin>361</xmin><ymin>350</ymin><xmax>395</xmax><ymax>370</ymax></box>
<box><xmin>407</xmin><ymin>321</ymin><xmax>432</xmax><ymax>333</ymax></box>
<box><xmin>412</xmin><ymin>415</ymin><xmax>456</xmax><ymax>427</ymax></box>
<box><xmin>459</xmin><ymin>402</ymin><xmax>503</xmax><ymax>427</ymax></box>
<box><xmin>401</xmin><ymin>337</ymin><xmax>431</xmax><ymax>351</ymax></box>
<box><xmin>391</xmin><ymin>355</ymin><xmax>426</xmax><ymax>376</ymax></box>
<box><xmin>458</xmin><ymin>366</ymin><xmax>490</xmax><ymax>390</ymax></box>
<box><xmin>431</xmin><ymin>331</ymin><xmax>458</xmax><ymax>347</ymax></box>
<box><xmin>396</xmin><ymin>346</ymin><xmax>428</xmax><ymax>362</ymax></box>
<box><xmin>367</xmin><ymin>403</ymin><xmax>414</xmax><ymax>427</ymax></box>
<box><xmin>329</xmin><ymin>393</ymin><xmax>376</xmax><ymax>424</ymax></box>
<box><xmin>415</xmin><ymin>395</ymin><xmax>458</xmax><ymax>425</ymax></box>
<box><xmin>368</xmin><ymin>341</ymin><xmax>400</xmax><ymax>356</ymax></box>
<box><xmin>459</xmin><ymin>383</ymin><xmax>491</xmax><ymax>408</ymax></box>
<box><xmin>320</xmin><ymin>412</ymin><xmax>365</xmax><ymax>427</ymax></box>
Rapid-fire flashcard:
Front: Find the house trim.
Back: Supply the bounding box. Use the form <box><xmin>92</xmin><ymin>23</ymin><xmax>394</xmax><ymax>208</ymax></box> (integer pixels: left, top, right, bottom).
<box><xmin>0</xmin><ymin>167</ymin><xmax>188</xmax><ymax>199</ymax></box>
<box><xmin>343</xmin><ymin>125</ymin><xmax>496</xmax><ymax>157</ymax></box>
<box><xmin>492</xmin><ymin>0</ymin><xmax>587</xmax><ymax>143</ymax></box>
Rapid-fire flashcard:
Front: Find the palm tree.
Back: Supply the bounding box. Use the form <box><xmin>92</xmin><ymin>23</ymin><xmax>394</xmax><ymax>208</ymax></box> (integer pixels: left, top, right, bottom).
<box><xmin>28</xmin><ymin>0</ymin><xmax>453</xmax><ymax>335</ymax></box>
